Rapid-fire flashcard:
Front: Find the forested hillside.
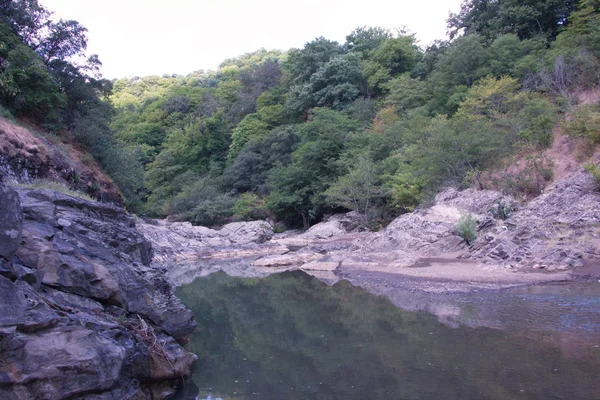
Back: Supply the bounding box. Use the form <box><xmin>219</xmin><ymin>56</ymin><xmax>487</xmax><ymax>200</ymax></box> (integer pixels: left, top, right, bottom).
<box><xmin>2</xmin><ymin>0</ymin><xmax>600</xmax><ymax>228</ymax></box>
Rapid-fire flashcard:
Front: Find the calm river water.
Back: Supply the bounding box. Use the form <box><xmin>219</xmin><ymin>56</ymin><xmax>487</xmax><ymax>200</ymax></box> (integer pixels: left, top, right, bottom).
<box><xmin>173</xmin><ymin>270</ymin><xmax>600</xmax><ymax>400</ymax></box>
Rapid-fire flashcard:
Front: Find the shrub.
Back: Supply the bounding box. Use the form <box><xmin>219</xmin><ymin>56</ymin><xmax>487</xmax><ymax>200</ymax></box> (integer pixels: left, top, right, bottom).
<box><xmin>232</xmin><ymin>193</ymin><xmax>267</xmax><ymax>221</ymax></box>
<box><xmin>489</xmin><ymin>200</ymin><xmax>513</xmax><ymax>220</ymax></box>
<box><xmin>584</xmin><ymin>163</ymin><xmax>600</xmax><ymax>190</ymax></box>
<box><xmin>456</xmin><ymin>214</ymin><xmax>477</xmax><ymax>245</ymax></box>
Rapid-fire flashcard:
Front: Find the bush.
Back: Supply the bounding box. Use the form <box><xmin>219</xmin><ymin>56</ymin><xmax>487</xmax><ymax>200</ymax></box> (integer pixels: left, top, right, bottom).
<box><xmin>584</xmin><ymin>163</ymin><xmax>600</xmax><ymax>190</ymax></box>
<box><xmin>456</xmin><ymin>213</ymin><xmax>477</xmax><ymax>245</ymax></box>
<box><xmin>489</xmin><ymin>200</ymin><xmax>513</xmax><ymax>220</ymax></box>
<box><xmin>232</xmin><ymin>193</ymin><xmax>267</xmax><ymax>221</ymax></box>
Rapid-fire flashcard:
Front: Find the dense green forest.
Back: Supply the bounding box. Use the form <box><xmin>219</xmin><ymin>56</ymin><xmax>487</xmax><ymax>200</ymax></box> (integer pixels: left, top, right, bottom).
<box><xmin>2</xmin><ymin>0</ymin><xmax>600</xmax><ymax>228</ymax></box>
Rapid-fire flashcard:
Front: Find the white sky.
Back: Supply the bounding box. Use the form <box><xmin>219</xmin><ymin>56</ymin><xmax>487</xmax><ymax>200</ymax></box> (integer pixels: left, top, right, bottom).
<box><xmin>39</xmin><ymin>0</ymin><xmax>463</xmax><ymax>79</ymax></box>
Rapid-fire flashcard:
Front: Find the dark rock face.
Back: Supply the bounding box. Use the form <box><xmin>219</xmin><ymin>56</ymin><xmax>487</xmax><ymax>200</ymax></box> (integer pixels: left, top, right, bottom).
<box><xmin>0</xmin><ymin>185</ymin><xmax>197</xmax><ymax>399</ymax></box>
<box><xmin>0</xmin><ymin>185</ymin><xmax>22</xmax><ymax>260</ymax></box>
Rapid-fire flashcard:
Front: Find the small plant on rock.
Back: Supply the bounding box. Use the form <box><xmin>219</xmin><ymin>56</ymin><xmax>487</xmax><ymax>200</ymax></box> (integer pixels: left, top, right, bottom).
<box><xmin>584</xmin><ymin>163</ymin><xmax>600</xmax><ymax>190</ymax></box>
<box><xmin>489</xmin><ymin>200</ymin><xmax>512</xmax><ymax>220</ymax></box>
<box><xmin>456</xmin><ymin>213</ymin><xmax>477</xmax><ymax>245</ymax></box>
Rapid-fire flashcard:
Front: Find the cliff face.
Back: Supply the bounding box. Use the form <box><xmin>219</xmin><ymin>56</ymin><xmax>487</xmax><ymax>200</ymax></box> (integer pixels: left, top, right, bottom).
<box><xmin>0</xmin><ymin>184</ymin><xmax>196</xmax><ymax>399</ymax></box>
<box><xmin>0</xmin><ymin>117</ymin><xmax>122</xmax><ymax>203</ymax></box>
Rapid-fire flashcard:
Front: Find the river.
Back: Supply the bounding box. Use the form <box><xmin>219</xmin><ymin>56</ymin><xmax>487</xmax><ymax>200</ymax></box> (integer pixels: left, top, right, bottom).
<box><xmin>172</xmin><ymin>270</ymin><xmax>600</xmax><ymax>400</ymax></box>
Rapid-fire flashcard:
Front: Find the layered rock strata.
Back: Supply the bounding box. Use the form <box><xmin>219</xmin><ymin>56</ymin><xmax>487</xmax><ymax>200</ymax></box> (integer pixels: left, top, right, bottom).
<box><xmin>0</xmin><ymin>185</ymin><xmax>196</xmax><ymax>399</ymax></box>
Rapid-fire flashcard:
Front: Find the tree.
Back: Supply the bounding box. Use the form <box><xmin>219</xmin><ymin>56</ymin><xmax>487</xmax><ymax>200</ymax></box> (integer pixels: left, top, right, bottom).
<box><xmin>345</xmin><ymin>26</ymin><xmax>392</xmax><ymax>58</ymax></box>
<box><xmin>267</xmin><ymin>109</ymin><xmax>359</xmax><ymax>227</ymax></box>
<box><xmin>284</xmin><ymin>37</ymin><xmax>343</xmax><ymax>86</ymax></box>
<box><xmin>286</xmin><ymin>50</ymin><xmax>365</xmax><ymax>115</ymax></box>
<box><xmin>363</xmin><ymin>35</ymin><xmax>421</xmax><ymax>93</ymax></box>
<box><xmin>325</xmin><ymin>156</ymin><xmax>387</xmax><ymax>224</ymax></box>
<box><xmin>448</xmin><ymin>0</ymin><xmax>575</xmax><ymax>42</ymax></box>
<box><xmin>0</xmin><ymin>21</ymin><xmax>64</xmax><ymax>120</ymax></box>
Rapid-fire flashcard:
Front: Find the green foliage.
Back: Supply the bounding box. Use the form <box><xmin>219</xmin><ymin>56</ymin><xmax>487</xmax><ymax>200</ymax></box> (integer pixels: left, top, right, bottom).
<box><xmin>163</xmin><ymin>176</ymin><xmax>234</xmax><ymax>225</ymax></box>
<box><xmin>584</xmin><ymin>162</ymin><xmax>600</xmax><ymax>189</ymax></box>
<box><xmin>345</xmin><ymin>26</ymin><xmax>392</xmax><ymax>58</ymax></box>
<box><xmin>0</xmin><ymin>21</ymin><xmax>65</xmax><ymax>122</ymax></box>
<box><xmin>324</xmin><ymin>156</ymin><xmax>388</xmax><ymax>224</ymax></box>
<box><xmin>232</xmin><ymin>193</ymin><xmax>267</xmax><ymax>221</ymax></box>
<box><xmin>364</xmin><ymin>35</ymin><xmax>421</xmax><ymax>92</ymax></box>
<box><xmin>383</xmin><ymin>74</ymin><xmax>432</xmax><ymax>113</ymax></box>
<box><xmin>228</xmin><ymin>113</ymin><xmax>270</xmax><ymax>162</ymax></box>
<box><xmin>489</xmin><ymin>200</ymin><xmax>513</xmax><ymax>220</ymax></box>
<box><xmin>456</xmin><ymin>214</ymin><xmax>477</xmax><ymax>245</ymax></box>
<box><xmin>286</xmin><ymin>53</ymin><xmax>364</xmax><ymax>115</ymax></box>
<box><xmin>267</xmin><ymin>109</ymin><xmax>360</xmax><ymax>227</ymax></box>
<box><xmin>448</xmin><ymin>0</ymin><xmax>575</xmax><ymax>42</ymax></box>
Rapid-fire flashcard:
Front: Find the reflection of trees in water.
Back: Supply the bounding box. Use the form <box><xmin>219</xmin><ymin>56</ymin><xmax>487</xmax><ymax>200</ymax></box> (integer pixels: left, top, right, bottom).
<box><xmin>175</xmin><ymin>271</ymin><xmax>600</xmax><ymax>400</ymax></box>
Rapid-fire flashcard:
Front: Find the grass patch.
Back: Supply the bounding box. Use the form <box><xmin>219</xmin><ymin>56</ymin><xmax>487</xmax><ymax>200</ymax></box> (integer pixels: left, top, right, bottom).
<box><xmin>14</xmin><ymin>179</ymin><xmax>95</xmax><ymax>201</ymax></box>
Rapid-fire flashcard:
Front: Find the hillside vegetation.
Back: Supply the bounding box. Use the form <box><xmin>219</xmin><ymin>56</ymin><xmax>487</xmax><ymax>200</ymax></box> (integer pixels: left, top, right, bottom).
<box><xmin>2</xmin><ymin>0</ymin><xmax>600</xmax><ymax>228</ymax></box>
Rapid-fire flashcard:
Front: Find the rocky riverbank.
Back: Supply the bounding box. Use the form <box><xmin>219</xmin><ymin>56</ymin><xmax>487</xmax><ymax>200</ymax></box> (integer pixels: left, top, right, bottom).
<box><xmin>140</xmin><ymin>168</ymin><xmax>600</xmax><ymax>293</ymax></box>
<box><xmin>0</xmin><ymin>185</ymin><xmax>196</xmax><ymax>399</ymax></box>
<box><xmin>1</xmin><ymin>166</ymin><xmax>596</xmax><ymax>399</ymax></box>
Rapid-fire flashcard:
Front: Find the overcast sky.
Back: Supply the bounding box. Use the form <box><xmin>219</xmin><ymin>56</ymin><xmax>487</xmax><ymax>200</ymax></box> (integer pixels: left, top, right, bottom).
<box><xmin>39</xmin><ymin>0</ymin><xmax>463</xmax><ymax>79</ymax></box>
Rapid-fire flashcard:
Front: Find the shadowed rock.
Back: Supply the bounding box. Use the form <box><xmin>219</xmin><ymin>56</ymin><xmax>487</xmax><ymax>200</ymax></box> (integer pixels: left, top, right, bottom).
<box><xmin>0</xmin><ymin>186</ymin><xmax>197</xmax><ymax>399</ymax></box>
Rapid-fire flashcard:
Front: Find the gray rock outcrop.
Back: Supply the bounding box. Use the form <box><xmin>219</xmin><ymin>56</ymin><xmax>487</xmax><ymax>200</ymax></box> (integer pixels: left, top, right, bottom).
<box><xmin>137</xmin><ymin>218</ymin><xmax>274</xmax><ymax>263</ymax></box>
<box><xmin>0</xmin><ymin>185</ymin><xmax>197</xmax><ymax>399</ymax></box>
<box><xmin>468</xmin><ymin>168</ymin><xmax>600</xmax><ymax>269</ymax></box>
<box><xmin>359</xmin><ymin>188</ymin><xmax>513</xmax><ymax>256</ymax></box>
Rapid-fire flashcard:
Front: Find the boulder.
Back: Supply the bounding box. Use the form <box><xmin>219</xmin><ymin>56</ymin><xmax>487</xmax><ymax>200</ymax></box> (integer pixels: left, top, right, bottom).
<box><xmin>219</xmin><ymin>220</ymin><xmax>273</xmax><ymax>244</ymax></box>
<box><xmin>137</xmin><ymin>218</ymin><xmax>275</xmax><ymax>262</ymax></box>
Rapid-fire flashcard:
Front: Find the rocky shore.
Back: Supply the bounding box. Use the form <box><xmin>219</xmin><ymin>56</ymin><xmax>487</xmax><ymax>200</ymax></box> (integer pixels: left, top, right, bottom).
<box><xmin>0</xmin><ymin>185</ymin><xmax>196</xmax><ymax>399</ymax></box>
<box><xmin>140</xmin><ymin>168</ymin><xmax>600</xmax><ymax>292</ymax></box>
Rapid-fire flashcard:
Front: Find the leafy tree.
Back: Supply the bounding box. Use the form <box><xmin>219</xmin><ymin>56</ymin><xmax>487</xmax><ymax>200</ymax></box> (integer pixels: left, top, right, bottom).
<box><xmin>383</xmin><ymin>74</ymin><xmax>432</xmax><ymax>113</ymax></box>
<box><xmin>325</xmin><ymin>156</ymin><xmax>387</xmax><ymax>224</ymax></box>
<box><xmin>287</xmin><ymin>53</ymin><xmax>366</xmax><ymax>115</ymax></box>
<box><xmin>224</xmin><ymin>125</ymin><xmax>300</xmax><ymax>194</ymax></box>
<box><xmin>267</xmin><ymin>109</ymin><xmax>359</xmax><ymax>227</ymax></box>
<box><xmin>363</xmin><ymin>35</ymin><xmax>421</xmax><ymax>92</ymax></box>
<box><xmin>448</xmin><ymin>0</ymin><xmax>575</xmax><ymax>42</ymax></box>
<box><xmin>228</xmin><ymin>113</ymin><xmax>270</xmax><ymax>162</ymax></box>
<box><xmin>284</xmin><ymin>37</ymin><xmax>342</xmax><ymax>86</ymax></box>
<box><xmin>345</xmin><ymin>26</ymin><xmax>392</xmax><ymax>58</ymax></box>
<box><xmin>232</xmin><ymin>192</ymin><xmax>267</xmax><ymax>221</ymax></box>
<box><xmin>0</xmin><ymin>21</ymin><xmax>64</xmax><ymax>120</ymax></box>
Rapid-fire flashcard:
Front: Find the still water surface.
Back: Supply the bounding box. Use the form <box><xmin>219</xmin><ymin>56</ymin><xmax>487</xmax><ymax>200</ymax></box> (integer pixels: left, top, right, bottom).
<box><xmin>174</xmin><ymin>271</ymin><xmax>600</xmax><ymax>400</ymax></box>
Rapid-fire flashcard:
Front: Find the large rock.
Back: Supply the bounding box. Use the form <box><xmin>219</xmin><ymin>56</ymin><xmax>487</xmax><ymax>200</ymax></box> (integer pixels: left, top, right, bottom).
<box><xmin>360</xmin><ymin>188</ymin><xmax>512</xmax><ymax>256</ymax></box>
<box><xmin>219</xmin><ymin>220</ymin><xmax>274</xmax><ymax>244</ymax></box>
<box><xmin>468</xmin><ymin>168</ymin><xmax>600</xmax><ymax>269</ymax></box>
<box><xmin>0</xmin><ymin>187</ymin><xmax>197</xmax><ymax>399</ymax></box>
<box><xmin>137</xmin><ymin>218</ymin><xmax>275</xmax><ymax>263</ymax></box>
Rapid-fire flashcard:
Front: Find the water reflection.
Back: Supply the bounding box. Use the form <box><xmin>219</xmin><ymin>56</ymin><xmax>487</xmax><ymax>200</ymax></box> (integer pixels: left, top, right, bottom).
<box><xmin>174</xmin><ymin>271</ymin><xmax>600</xmax><ymax>400</ymax></box>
